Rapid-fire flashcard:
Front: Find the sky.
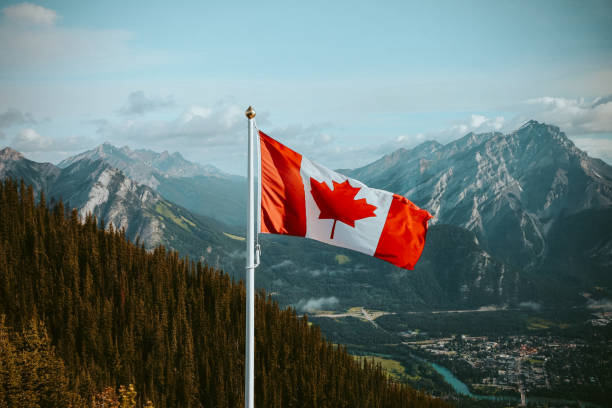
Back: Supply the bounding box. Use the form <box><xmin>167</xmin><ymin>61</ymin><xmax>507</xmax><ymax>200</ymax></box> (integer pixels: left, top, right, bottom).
<box><xmin>0</xmin><ymin>0</ymin><xmax>611</xmax><ymax>175</ymax></box>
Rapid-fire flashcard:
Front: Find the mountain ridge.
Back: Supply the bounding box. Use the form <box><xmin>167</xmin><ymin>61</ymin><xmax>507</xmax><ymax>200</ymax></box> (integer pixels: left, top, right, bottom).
<box><xmin>1</xmin><ymin>120</ymin><xmax>610</xmax><ymax>311</ymax></box>
<box><xmin>0</xmin><ymin>142</ymin><xmax>524</xmax><ymax>310</ymax></box>
<box><xmin>59</xmin><ymin>143</ymin><xmax>247</xmax><ymax>226</ymax></box>
<box><xmin>58</xmin><ymin>142</ymin><xmax>235</xmax><ymax>188</ymax></box>
<box><xmin>347</xmin><ymin>120</ymin><xmax>612</xmax><ymax>269</ymax></box>
<box><xmin>0</xmin><ymin>150</ymin><xmax>243</xmax><ymax>272</ymax></box>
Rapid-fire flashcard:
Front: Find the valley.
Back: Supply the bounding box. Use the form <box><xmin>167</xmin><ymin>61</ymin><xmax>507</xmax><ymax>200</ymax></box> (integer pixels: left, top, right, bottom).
<box><xmin>311</xmin><ymin>306</ymin><xmax>612</xmax><ymax>406</ymax></box>
<box><xmin>2</xmin><ymin>120</ymin><xmax>611</xmax><ymax>406</ymax></box>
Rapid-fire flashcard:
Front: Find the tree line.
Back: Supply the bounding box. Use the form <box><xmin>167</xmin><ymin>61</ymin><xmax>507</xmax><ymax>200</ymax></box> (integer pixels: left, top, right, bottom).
<box><xmin>0</xmin><ymin>178</ymin><xmax>451</xmax><ymax>407</ymax></box>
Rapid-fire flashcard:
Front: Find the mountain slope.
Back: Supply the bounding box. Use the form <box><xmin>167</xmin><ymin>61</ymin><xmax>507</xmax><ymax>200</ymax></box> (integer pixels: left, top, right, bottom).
<box><xmin>59</xmin><ymin>143</ymin><xmax>246</xmax><ymax>226</ymax></box>
<box><xmin>256</xmin><ymin>224</ymin><xmax>522</xmax><ymax>311</ymax></box>
<box><xmin>0</xmin><ymin>148</ymin><xmax>242</xmax><ymax>271</ymax></box>
<box><xmin>154</xmin><ymin>173</ymin><xmax>246</xmax><ymax>228</ymax></box>
<box><xmin>1</xmin><ymin>146</ymin><xmax>522</xmax><ymax>310</ymax></box>
<box><xmin>4</xmin><ymin>119</ymin><xmax>609</xmax><ymax>311</ymax></box>
<box><xmin>58</xmin><ymin>142</ymin><xmax>229</xmax><ymax>185</ymax></box>
<box><xmin>0</xmin><ymin>147</ymin><xmax>59</xmax><ymax>193</ymax></box>
<box><xmin>0</xmin><ymin>177</ymin><xmax>450</xmax><ymax>408</ymax></box>
<box><xmin>347</xmin><ymin>121</ymin><xmax>612</xmax><ymax>269</ymax></box>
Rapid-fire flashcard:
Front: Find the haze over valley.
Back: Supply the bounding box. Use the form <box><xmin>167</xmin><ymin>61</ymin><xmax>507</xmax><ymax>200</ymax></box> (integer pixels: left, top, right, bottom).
<box><xmin>2</xmin><ymin>1</ymin><xmax>611</xmax><ymax>406</ymax></box>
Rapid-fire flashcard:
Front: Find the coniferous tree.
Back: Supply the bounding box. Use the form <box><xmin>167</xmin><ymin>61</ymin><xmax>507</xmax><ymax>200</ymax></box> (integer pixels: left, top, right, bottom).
<box><xmin>0</xmin><ymin>178</ymin><xmax>451</xmax><ymax>408</ymax></box>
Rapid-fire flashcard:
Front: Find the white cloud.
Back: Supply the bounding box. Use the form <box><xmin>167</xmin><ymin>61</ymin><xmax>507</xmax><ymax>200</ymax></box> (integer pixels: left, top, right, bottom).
<box><xmin>99</xmin><ymin>104</ymin><xmax>247</xmax><ymax>147</ymax></box>
<box><xmin>570</xmin><ymin>136</ymin><xmax>612</xmax><ymax>163</ymax></box>
<box><xmin>0</xmin><ymin>6</ymin><xmax>169</xmax><ymax>77</ymax></box>
<box><xmin>11</xmin><ymin>128</ymin><xmax>52</xmax><ymax>151</ymax></box>
<box><xmin>258</xmin><ymin>122</ymin><xmax>339</xmax><ymax>169</ymax></box>
<box><xmin>2</xmin><ymin>2</ymin><xmax>58</xmax><ymax>26</ymax></box>
<box><xmin>349</xmin><ymin>95</ymin><xmax>612</xmax><ymax>168</ymax></box>
<box><xmin>358</xmin><ymin>113</ymin><xmax>506</xmax><ymax>161</ymax></box>
<box><xmin>295</xmin><ymin>296</ymin><xmax>339</xmax><ymax>312</ymax></box>
<box><xmin>119</xmin><ymin>91</ymin><xmax>174</xmax><ymax>116</ymax></box>
<box><xmin>0</xmin><ymin>108</ymin><xmax>40</xmax><ymax>128</ymax></box>
<box><xmin>319</xmin><ymin>133</ymin><xmax>333</xmax><ymax>143</ymax></box>
<box><xmin>521</xmin><ymin>96</ymin><xmax>612</xmax><ymax>134</ymax></box>
<box><xmin>180</xmin><ymin>106</ymin><xmax>213</xmax><ymax>123</ymax></box>
<box><xmin>260</xmin><ymin>97</ymin><xmax>612</xmax><ymax>172</ymax></box>
<box><xmin>450</xmin><ymin>114</ymin><xmax>505</xmax><ymax>135</ymax></box>
<box><xmin>470</xmin><ymin>114</ymin><xmax>488</xmax><ymax>128</ymax></box>
<box><xmin>10</xmin><ymin>128</ymin><xmax>93</xmax><ymax>153</ymax></box>
<box><xmin>88</xmin><ymin>103</ymin><xmax>257</xmax><ymax>173</ymax></box>
<box><xmin>0</xmin><ymin>24</ymin><xmax>136</xmax><ymax>73</ymax></box>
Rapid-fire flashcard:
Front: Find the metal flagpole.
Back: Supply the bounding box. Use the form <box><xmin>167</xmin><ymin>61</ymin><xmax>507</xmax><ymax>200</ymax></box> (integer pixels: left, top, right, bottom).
<box><xmin>245</xmin><ymin>105</ymin><xmax>257</xmax><ymax>408</ymax></box>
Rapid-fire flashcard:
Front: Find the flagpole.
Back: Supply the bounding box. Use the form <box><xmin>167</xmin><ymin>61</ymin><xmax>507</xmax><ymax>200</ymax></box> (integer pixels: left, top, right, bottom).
<box><xmin>245</xmin><ymin>105</ymin><xmax>256</xmax><ymax>408</ymax></box>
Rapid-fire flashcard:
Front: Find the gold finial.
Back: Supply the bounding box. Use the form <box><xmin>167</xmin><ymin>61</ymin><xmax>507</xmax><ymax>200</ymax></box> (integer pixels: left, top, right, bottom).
<box><xmin>245</xmin><ymin>106</ymin><xmax>256</xmax><ymax>119</ymax></box>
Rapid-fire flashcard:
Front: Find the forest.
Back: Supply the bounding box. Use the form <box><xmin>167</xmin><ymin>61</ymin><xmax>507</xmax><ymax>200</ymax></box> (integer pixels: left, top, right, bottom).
<box><xmin>0</xmin><ymin>178</ymin><xmax>451</xmax><ymax>407</ymax></box>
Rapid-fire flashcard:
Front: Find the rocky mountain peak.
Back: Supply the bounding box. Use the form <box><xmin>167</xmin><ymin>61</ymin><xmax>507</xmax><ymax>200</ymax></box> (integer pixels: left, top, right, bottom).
<box><xmin>0</xmin><ymin>147</ymin><xmax>24</xmax><ymax>161</ymax></box>
<box><xmin>414</xmin><ymin>140</ymin><xmax>442</xmax><ymax>154</ymax></box>
<box><xmin>518</xmin><ymin>119</ymin><xmax>542</xmax><ymax>129</ymax></box>
<box><xmin>347</xmin><ymin>121</ymin><xmax>612</xmax><ymax>270</ymax></box>
<box><xmin>513</xmin><ymin>120</ymin><xmax>572</xmax><ymax>144</ymax></box>
<box><xmin>509</xmin><ymin>120</ymin><xmax>584</xmax><ymax>163</ymax></box>
<box><xmin>96</xmin><ymin>142</ymin><xmax>114</xmax><ymax>154</ymax></box>
<box><xmin>59</xmin><ymin>143</ymin><xmax>233</xmax><ymax>189</ymax></box>
<box><xmin>515</xmin><ymin>119</ymin><xmax>560</xmax><ymax>136</ymax></box>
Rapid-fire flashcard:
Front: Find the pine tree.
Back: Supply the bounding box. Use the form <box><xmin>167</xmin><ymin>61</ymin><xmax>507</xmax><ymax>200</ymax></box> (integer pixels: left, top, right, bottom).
<box><xmin>0</xmin><ymin>178</ymin><xmax>451</xmax><ymax>408</ymax></box>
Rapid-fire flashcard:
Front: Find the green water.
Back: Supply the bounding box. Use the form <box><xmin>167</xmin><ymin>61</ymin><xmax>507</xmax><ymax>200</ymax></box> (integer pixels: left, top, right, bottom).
<box><xmin>424</xmin><ymin>357</ymin><xmax>602</xmax><ymax>407</ymax></box>
<box><xmin>428</xmin><ymin>360</ymin><xmax>518</xmax><ymax>402</ymax></box>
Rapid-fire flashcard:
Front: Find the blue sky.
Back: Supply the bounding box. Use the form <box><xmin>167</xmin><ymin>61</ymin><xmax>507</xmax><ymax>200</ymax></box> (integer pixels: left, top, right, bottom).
<box><xmin>0</xmin><ymin>0</ymin><xmax>611</xmax><ymax>174</ymax></box>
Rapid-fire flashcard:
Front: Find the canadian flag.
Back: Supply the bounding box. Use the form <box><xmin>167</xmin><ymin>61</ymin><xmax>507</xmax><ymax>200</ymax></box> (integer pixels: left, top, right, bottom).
<box><xmin>259</xmin><ymin>131</ymin><xmax>432</xmax><ymax>270</ymax></box>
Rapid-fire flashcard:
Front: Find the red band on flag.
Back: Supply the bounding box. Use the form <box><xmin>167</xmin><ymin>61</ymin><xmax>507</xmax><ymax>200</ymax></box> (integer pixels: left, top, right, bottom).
<box><xmin>260</xmin><ymin>131</ymin><xmax>307</xmax><ymax>236</ymax></box>
<box><xmin>374</xmin><ymin>194</ymin><xmax>432</xmax><ymax>269</ymax></box>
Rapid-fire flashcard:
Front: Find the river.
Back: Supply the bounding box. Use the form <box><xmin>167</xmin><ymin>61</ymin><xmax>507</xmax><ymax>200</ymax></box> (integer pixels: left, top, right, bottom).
<box><xmin>428</xmin><ymin>360</ymin><xmax>518</xmax><ymax>402</ymax></box>
<box><xmin>417</xmin><ymin>356</ymin><xmax>603</xmax><ymax>407</ymax></box>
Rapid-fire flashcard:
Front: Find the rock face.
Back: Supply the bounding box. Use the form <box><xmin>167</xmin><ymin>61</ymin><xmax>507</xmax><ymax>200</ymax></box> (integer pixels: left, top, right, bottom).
<box><xmin>0</xmin><ymin>150</ymin><xmax>242</xmax><ymax>271</ymax></box>
<box><xmin>59</xmin><ymin>143</ymin><xmax>246</xmax><ymax>226</ymax></box>
<box><xmin>58</xmin><ymin>142</ymin><xmax>230</xmax><ymax>188</ymax></box>
<box><xmin>53</xmin><ymin>158</ymin><xmax>166</xmax><ymax>248</ymax></box>
<box><xmin>347</xmin><ymin>121</ymin><xmax>612</xmax><ymax>269</ymax></box>
<box><xmin>0</xmin><ymin>147</ymin><xmax>60</xmax><ymax>193</ymax></box>
<box><xmin>2</xmin><ymin>120</ymin><xmax>610</xmax><ymax>310</ymax></box>
<box><xmin>1</xmin><ymin>145</ymin><xmax>521</xmax><ymax>309</ymax></box>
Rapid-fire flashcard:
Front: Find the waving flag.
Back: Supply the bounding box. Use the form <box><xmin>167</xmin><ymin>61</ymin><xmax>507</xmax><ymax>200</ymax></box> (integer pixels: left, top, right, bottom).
<box><xmin>259</xmin><ymin>130</ymin><xmax>432</xmax><ymax>270</ymax></box>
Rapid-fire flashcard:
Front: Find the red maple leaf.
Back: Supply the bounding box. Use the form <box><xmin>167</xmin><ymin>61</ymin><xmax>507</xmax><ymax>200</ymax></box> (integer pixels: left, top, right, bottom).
<box><xmin>310</xmin><ymin>178</ymin><xmax>377</xmax><ymax>239</ymax></box>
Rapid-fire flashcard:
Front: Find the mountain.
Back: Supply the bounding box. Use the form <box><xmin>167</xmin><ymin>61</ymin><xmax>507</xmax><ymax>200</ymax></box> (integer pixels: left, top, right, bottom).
<box><xmin>155</xmin><ymin>174</ymin><xmax>245</xmax><ymax>228</ymax></box>
<box><xmin>347</xmin><ymin>121</ymin><xmax>612</xmax><ymax>271</ymax></box>
<box><xmin>59</xmin><ymin>143</ymin><xmax>246</xmax><ymax>227</ymax></box>
<box><xmin>257</xmin><ymin>224</ymin><xmax>522</xmax><ymax>311</ymax></box>
<box><xmin>0</xmin><ymin>177</ymin><xmax>449</xmax><ymax>408</ymax></box>
<box><xmin>0</xmin><ymin>147</ymin><xmax>242</xmax><ymax>271</ymax></box>
<box><xmin>58</xmin><ymin>142</ymin><xmax>229</xmax><ymax>185</ymax></box>
<box><xmin>0</xmin><ymin>146</ymin><xmax>520</xmax><ymax>310</ymax></box>
<box><xmin>0</xmin><ymin>147</ymin><xmax>59</xmax><ymax>192</ymax></box>
<box><xmin>3</xmin><ymin>120</ymin><xmax>609</xmax><ymax>311</ymax></box>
